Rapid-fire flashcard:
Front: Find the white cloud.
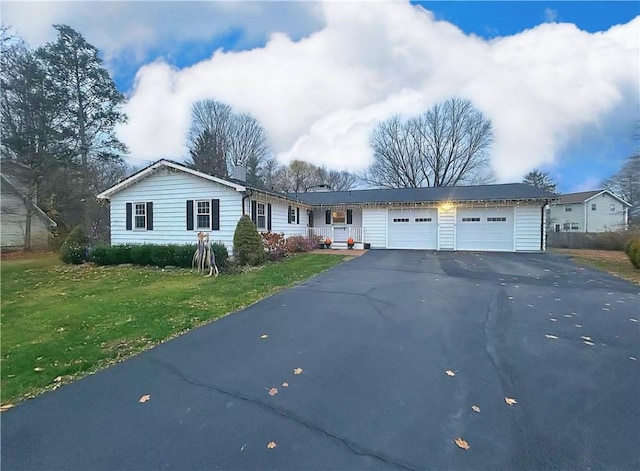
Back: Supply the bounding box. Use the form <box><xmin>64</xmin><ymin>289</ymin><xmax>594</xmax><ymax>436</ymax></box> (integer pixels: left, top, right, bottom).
<box><xmin>6</xmin><ymin>2</ymin><xmax>638</xmax><ymax>181</ymax></box>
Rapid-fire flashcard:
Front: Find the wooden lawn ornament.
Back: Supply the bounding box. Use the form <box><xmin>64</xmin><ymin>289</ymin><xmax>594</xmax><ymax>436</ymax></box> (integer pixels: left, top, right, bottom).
<box><xmin>193</xmin><ymin>232</ymin><xmax>219</xmax><ymax>277</ymax></box>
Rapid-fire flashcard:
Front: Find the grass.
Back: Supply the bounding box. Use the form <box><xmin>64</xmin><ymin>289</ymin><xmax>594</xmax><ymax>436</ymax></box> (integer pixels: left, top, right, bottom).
<box><xmin>0</xmin><ymin>253</ymin><xmax>347</xmax><ymax>406</ymax></box>
<box><xmin>553</xmin><ymin>249</ymin><xmax>640</xmax><ymax>284</ymax></box>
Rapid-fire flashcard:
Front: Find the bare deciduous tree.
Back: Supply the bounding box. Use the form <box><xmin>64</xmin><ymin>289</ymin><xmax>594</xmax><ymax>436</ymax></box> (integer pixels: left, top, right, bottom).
<box><xmin>364</xmin><ymin>98</ymin><xmax>494</xmax><ymax>188</ymax></box>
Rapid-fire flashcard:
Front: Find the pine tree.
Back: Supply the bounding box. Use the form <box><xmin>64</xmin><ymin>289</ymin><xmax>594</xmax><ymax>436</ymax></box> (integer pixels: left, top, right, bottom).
<box><xmin>522</xmin><ymin>169</ymin><xmax>558</xmax><ymax>194</ymax></box>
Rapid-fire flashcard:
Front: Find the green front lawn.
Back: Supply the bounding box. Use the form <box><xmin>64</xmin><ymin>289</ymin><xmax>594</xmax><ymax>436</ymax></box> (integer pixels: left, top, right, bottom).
<box><xmin>1</xmin><ymin>253</ymin><xmax>346</xmax><ymax>405</ymax></box>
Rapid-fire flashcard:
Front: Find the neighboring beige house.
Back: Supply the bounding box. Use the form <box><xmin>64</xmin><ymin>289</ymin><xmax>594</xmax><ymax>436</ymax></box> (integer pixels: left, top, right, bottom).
<box><xmin>548</xmin><ymin>189</ymin><xmax>631</xmax><ymax>233</ymax></box>
<box><xmin>1</xmin><ymin>173</ymin><xmax>57</xmax><ymax>250</ymax></box>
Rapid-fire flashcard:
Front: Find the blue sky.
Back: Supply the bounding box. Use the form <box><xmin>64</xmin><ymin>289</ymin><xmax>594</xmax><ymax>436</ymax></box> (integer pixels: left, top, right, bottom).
<box><xmin>4</xmin><ymin>1</ymin><xmax>639</xmax><ymax>194</ymax></box>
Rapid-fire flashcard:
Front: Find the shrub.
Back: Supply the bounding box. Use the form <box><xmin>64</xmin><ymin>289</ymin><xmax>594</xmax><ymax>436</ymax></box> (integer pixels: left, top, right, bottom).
<box><xmin>108</xmin><ymin>244</ymin><xmax>133</xmax><ymax>265</ymax></box>
<box><xmin>88</xmin><ymin>245</ymin><xmax>111</xmax><ymax>265</ymax></box>
<box><xmin>151</xmin><ymin>245</ymin><xmax>176</xmax><ymax>268</ymax></box>
<box><xmin>284</xmin><ymin>235</ymin><xmax>318</xmax><ymax>253</ymax></box>
<box><xmin>211</xmin><ymin>242</ymin><xmax>230</xmax><ymax>272</ymax></box>
<box><xmin>60</xmin><ymin>242</ymin><xmax>86</xmax><ymax>265</ymax></box>
<box><xmin>59</xmin><ymin>225</ymin><xmax>90</xmax><ymax>264</ymax></box>
<box><xmin>131</xmin><ymin>244</ymin><xmax>154</xmax><ymax>266</ymax></box>
<box><xmin>625</xmin><ymin>238</ymin><xmax>640</xmax><ymax>269</ymax></box>
<box><xmin>233</xmin><ymin>215</ymin><xmax>266</xmax><ymax>266</ymax></box>
<box><xmin>173</xmin><ymin>244</ymin><xmax>195</xmax><ymax>268</ymax></box>
<box><xmin>261</xmin><ymin>232</ymin><xmax>287</xmax><ymax>261</ymax></box>
<box><xmin>591</xmin><ymin>230</ymin><xmax>638</xmax><ymax>251</ymax></box>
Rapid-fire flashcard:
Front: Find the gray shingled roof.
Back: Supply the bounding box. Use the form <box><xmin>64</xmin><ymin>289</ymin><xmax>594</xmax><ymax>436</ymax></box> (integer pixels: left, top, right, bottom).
<box><xmin>554</xmin><ymin>190</ymin><xmax>603</xmax><ymax>205</ymax></box>
<box><xmin>288</xmin><ymin>183</ymin><xmax>556</xmax><ymax>206</ymax></box>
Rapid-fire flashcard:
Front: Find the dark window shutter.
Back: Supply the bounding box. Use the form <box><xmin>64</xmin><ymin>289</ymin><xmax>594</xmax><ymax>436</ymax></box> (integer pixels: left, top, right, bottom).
<box><xmin>267</xmin><ymin>203</ymin><xmax>272</xmax><ymax>231</ymax></box>
<box><xmin>325</xmin><ymin>210</ymin><xmax>331</xmax><ymax>225</ymax></box>
<box><xmin>288</xmin><ymin>205</ymin><xmax>292</xmax><ymax>224</ymax></box>
<box><xmin>251</xmin><ymin>200</ymin><xmax>257</xmax><ymax>225</ymax></box>
<box><xmin>212</xmin><ymin>199</ymin><xmax>220</xmax><ymax>231</ymax></box>
<box><xmin>309</xmin><ymin>211</ymin><xmax>314</xmax><ymax>227</ymax></box>
<box><xmin>186</xmin><ymin>200</ymin><xmax>194</xmax><ymax>230</ymax></box>
<box><xmin>347</xmin><ymin>209</ymin><xmax>353</xmax><ymax>225</ymax></box>
<box><xmin>146</xmin><ymin>202</ymin><xmax>153</xmax><ymax>230</ymax></box>
<box><xmin>126</xmin><ymin>203</ymin><xmax>132</xmax><ymax>231</ymax></box>
<box><xmin>297</xmin><ymin>207</ymin><xmax>300</xmax><ymax>225</ymax></box>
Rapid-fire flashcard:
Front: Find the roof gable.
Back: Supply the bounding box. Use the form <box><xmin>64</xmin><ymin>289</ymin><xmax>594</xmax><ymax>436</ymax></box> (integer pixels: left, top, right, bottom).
<box><xmin>556</xmin><ymin>189</ymin><xmax>631</xmax><ymax>206</ymax></box>
<box><xmin>1</xmin><ymin>173</ymin><xmax>57</xmax><ymax>227</ymax></box>
<box><xmin>97</xmin><ymin>160</ymin><xmax>247</xmax><ymax>199</ymax></box>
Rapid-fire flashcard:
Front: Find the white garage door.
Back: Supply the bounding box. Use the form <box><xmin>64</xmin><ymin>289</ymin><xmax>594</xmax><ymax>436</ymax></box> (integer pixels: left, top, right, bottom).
<box><xmin>456</xmin><ymin>207</ymin><xmax>514</xmax><ymax>251</ymax></box>
<box><xmin>387</xmin><ymin>209</ymin><xmax>437</xmax><ymax>249</ymax></box>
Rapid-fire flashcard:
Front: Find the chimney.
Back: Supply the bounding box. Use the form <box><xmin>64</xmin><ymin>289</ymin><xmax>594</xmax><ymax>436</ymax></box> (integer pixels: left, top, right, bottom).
<box><xmin>231</xmin><ymin>165</ymin><xmax>247</xmax><ymax>182</ymax></box>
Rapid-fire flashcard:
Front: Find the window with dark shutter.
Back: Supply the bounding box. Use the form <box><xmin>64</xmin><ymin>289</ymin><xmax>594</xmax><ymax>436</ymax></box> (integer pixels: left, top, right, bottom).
<box><xmin>267</xmin><ymin>204</ymin><xmax>272</xmax><ymax>231</ymax></box>
<box><xmin>251</xmin><ymin>200</ymin><xmax>257</xmax><ymax>225</ymax></box>
<box><xmin>325</xmin><ymin>210</ymin><xmax>331</xmax><ymax>225</ymax></box>
<box><xmin>346</xmin><ymin>209</ymin><xmax>353</xmax><ymax>225</ymax></box>
<box><xmin>309</xmin><ymin>211</ymin><xmax>314</xmax><ymax>227</ymax></box>
<box><xmin>296</xmin><ymin>207</ymin><xmax>300</xmax><ymax>225</ymax></box>
<box><xmin>288</xmin><ymin>205</ymin><xmax>292</xmax><ymax>224</ymax></box>
<box><xmin>186</xmin><ymin>200</ymin><xmax>194</xmax><ymax>230</ymax></box>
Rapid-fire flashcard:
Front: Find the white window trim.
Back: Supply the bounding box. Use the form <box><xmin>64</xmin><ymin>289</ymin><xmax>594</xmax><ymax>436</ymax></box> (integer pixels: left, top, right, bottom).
<box><xmin>564</xmin><ymin>205</ymin><xmax>572</xmax><ymax>212</ymax></box>
<box><xmin>289</xmin><ymin>206</ymin><xmax>297</xmax><ymax>224</ymax></box>
<box><xmin>134</xmin><ymin>202</ymin><xmax>147</xmax><ymax>230</ymax></box>
<box><xmin>196</xmin><ymin>200</ymin><xmax>211</xmax><ymax>230</ymax></box>
<box><xmin>256</xmin><ymin>202</ymin><xmax>266</xmax><ymax>230</ymax></box>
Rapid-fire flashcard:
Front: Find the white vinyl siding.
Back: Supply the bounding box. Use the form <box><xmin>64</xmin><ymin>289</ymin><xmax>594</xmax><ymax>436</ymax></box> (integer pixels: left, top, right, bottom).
<box><xmin>259</xmin><ymin>200</ymin><xmax>308</xmax><ymax>237</ymax></box>
<box><xmin>515</xmin><ymin>205</ymin><xmax>542</xmax><ymax>252</ymax></box>
<box><xmin>110</xmin><ymin>168</ymin><xmax>241</xmax><ymax>252</ymax></box>
<box><xmin>387</xmin><ymin>208</ymin><xmax>437</xmax><ymax>249</ymax></box>
<box><xmin>0</xmin><ymin>189</ymin><xmax>52</xmax><ymax>250</ymax></box>
<box><xmin>585</xmin><ymin>194</ymin><xmax>628</xmax><ymax>232</ymax></box>
<box><xmin>437</xmin><ymin>207</ymin><xmax>456</xmax><ymax>250</ymax></box>
<box><xmin>362</xmin><ymin>208</ymin><xmax>387</xmax><ymax>248</ymax></box>
<box><xmin>456</xmin><ymin>207</ymin><xmax>514</xmax><ymax>251</ymax></box>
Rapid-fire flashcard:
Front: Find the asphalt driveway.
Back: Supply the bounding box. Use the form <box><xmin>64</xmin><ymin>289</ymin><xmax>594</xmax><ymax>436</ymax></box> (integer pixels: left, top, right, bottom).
<box><xmin>2</xmin><ymin>251</ymin><xmax>639</xmax><ymax>470</ymax></box>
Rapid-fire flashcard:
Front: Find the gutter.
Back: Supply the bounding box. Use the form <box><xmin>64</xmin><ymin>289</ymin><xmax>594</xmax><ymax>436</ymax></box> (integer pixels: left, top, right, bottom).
<box><xmin>242</xmin><ymin>190</ymin><xmax>254</xmax><ymax>215</ymax></box>
<box><xmin>541</xmin><ymin>200</ymin><xmax>549</xmax><ymax>251</ymax></box>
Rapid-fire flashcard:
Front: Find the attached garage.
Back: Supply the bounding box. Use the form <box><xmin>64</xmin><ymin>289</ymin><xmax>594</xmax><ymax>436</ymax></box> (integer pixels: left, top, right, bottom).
<box><xmin>456</xmin><ymin>207</ymin><xmax>514</xmax><ymax>252</ymax></box>
<box><xmin>387</xmin><ymin>209</ymin><xmax>437</xmax><ymax>249</ymax></box>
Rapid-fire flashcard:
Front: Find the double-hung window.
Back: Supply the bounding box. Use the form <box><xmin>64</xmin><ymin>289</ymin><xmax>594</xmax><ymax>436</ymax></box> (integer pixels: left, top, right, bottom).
<box><xmin>257</xmin><ymin>202</ymin><xmax>266</xmax><ymax>230</ymax></box>
<box><xmin>196</xmin><ymin>200</ymin><xmax>211</xmax><ymax>229</ymax></box>
<box><xmin>332</xmin><ymin>210</ymin><xmax>346</xmax><ymax>224</ymax></box>
<box><xmin>134</xmin><ymin>203</ymin><xmax>146</xmax><ymax>229</ymax></box>
<box><xmin>289</xmin><ymin>206</ymin><xmax>296</xmax><ymax>224</ymax></box>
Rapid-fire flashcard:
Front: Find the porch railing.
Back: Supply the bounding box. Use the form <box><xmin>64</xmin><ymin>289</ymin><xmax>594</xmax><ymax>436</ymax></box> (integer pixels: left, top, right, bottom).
<box><xmin>306</xmin><ymin>227</ymin><xmax>365</xmax><ymax>243</ymax></box>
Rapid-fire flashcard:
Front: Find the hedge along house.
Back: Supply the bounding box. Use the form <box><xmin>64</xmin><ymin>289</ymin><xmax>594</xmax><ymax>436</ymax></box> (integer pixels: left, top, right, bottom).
<box><xmin>294</xmin><ymin>184</ymin><xmax>556</xmax><ymax>252</ymax></box>
<box><xmin>97</xmin><ymin>159</ymin><xmax>556</xmax><ymax>253</ymax></box>
<box><xmin>96</xmin><ymin>160</ymin><xmax>310</xmax><ymax>253</ymax></box>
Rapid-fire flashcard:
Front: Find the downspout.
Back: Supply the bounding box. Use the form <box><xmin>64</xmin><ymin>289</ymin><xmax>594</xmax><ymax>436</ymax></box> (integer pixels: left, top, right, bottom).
<box><xmin>242</xmin><ymin>190</ymin><xmax>254</xmax><ymax>215</ymax></box>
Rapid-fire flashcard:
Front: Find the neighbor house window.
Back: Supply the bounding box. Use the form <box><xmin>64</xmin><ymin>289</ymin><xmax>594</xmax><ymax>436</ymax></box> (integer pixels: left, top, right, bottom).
<box><xmin>134</xmin><ymin>203</ymin><xmax>146</xmax><ymax>229</ymax></box>
<box><xmin>571</xmin><ymin>223</ymin><xmax>579</xmax><ymax>231</ymax></box>
<box><xmin>610</xmin><ymin>203</ymin><xmax>616</xmax><ymax>212</ymax></box>
<box><xmin>332</xmin><ymin>210</ymin><xmax>346</xmax><ymax>224</ymax></box>
<box><xmin>564</xmin><ymin>205</ymin><xmax>572</xmax><ymax>212</ymax></box>
<box><xmin>196</xmin><ymin>200</ymin><xmax>211</xmax><ymax>229</ymax></box>
<box><xmin>563</xmin><ymin>223</ymin><xmax>571</xmax><ymax>231</ymax></box>
<box><xmin>591</xmin><ymin>203</ymin><xmax>597</xmax><ymax>211</ymax></box>
<box><xmin>393</xmin><ymin>218</ymin><xmax>410</xmax><ymax>223</ymax></box>
<box><xmin>462</xmin><ymin>217</ymin><xmax>480</xmax><ymax>222</ymax></box>
<box><xmin>257</xmin><ymin>202</ymin><xmax>266</xmax><ymax>230</ymax></box>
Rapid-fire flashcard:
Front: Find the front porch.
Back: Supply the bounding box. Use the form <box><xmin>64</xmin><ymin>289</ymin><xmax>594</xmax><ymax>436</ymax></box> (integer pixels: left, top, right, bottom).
<box><xmin>306</xmin><ymin>226</ymin><xmax>366</xmax><ymax>249</ymax></box>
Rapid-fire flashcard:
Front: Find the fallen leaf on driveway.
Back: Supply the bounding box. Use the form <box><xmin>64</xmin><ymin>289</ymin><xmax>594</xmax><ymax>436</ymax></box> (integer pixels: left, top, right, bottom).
<box><xmin>505</xmin><ymin>397</ymin><xmax>517</xmax><ymax>405</ymax></box>
<box><xmin>138</xmin><ymin>394</ymin><xmax>151</xmax><ymax>403</ymax></box>
<box><xmin>0</xmin><ymin>404</ymin><xmax>14</xmax><ymax>412</ymax></box>
<box><xmin>260</xmin><ymin>334</ymin><xmax>268</xmax><ymax>339</ymax></box>
<box><xmin>445</xmin><ymin>370</ymin><xmax>456</xmax><ymax>377</ymax></box>
<box><xmin>545</xmin><ymin>335</ymin><xmax>558</xmax><ymax>340</ymax></box>
<box><xmin>454</xmin><ymin>437</ymin><xmax>470</xmax><ymax>450</ymax></box>
<box><xmin>267</xmin><ymin>441</ymin><xmax>277</xmax><ymax>449</ymax></box>
<box><xmin>580</xmin><ymin>336</ymin><xmax>592</xmax><ymax>341</ymax></box>
<box><xmin>630</xmin><ymin>357</ymin><xmax>637</xmax><ymax>361</ymax></box>
<box><xmin>583</xmin><ymin>341</ymin><xmax>595</xmax><ymax>346</ymax></box>
<box><xmin>471</xmin><ymin>405</ymin><xmax>480</xmax><ymax>413</ymax></box>
<box><xmin>293</xmin><ymin>368</ymin><xmax>303</xmax><ymax>375</ymax></box>
<box><xmin>282</xmin><ymin>382</ymin><xmax>289</xmax><ymax>388</ymax></box>
<box><xmin>268</xmin><ymin>388</ymin><xmax>278</xmax><ymax>396</ymax></box>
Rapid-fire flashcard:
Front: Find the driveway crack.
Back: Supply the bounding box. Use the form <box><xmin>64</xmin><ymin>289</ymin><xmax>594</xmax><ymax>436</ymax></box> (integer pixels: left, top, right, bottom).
<box><xmin>150</xmin><ymin>357</ymin><xmax>417</xmax><ymax>471</ymax></box>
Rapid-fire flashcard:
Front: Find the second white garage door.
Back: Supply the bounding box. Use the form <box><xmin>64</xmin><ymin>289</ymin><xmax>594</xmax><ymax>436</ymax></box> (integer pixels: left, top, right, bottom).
<box><xmin>456</xmin><ymin>207</ymin><xmax>514</xmax><ymax>251</ymax></box>
<box><xmin>387</xmin><ymin>209</ymin><xmax>438</xmax><ymax>249</ymax></box>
